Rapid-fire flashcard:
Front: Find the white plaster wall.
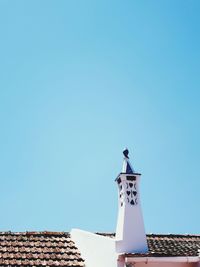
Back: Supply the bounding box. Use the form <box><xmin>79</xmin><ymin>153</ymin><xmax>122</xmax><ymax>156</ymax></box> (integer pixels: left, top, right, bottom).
<box><xmin>70</xmin><ymin>229</ymin><xmax>119</xmax><ymax>267</ymax></box>
<box><xmin>116</xmin><ymin>202</ymin><xmax>148</xmax><ymax>253</ymax></box>
<box><xmin>70</xmin><ymin>229</ymin><xmax>199</xmax><ymax>267</ymax></box>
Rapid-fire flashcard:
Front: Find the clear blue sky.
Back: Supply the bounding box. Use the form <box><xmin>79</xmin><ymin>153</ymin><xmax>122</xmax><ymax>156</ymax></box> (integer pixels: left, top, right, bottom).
<box><xmin>0</xmin><ymin>0</ymin><xmax>199</xmax><ymax>234</ymax></box>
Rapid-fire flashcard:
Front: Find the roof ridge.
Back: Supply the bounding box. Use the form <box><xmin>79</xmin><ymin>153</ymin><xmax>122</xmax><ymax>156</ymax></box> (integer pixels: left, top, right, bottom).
<box><xmin>147</xmin><ymin>233</ymin><xmax>200</xmax><ymax>237</ymax></box>
<box><xmin>0</xmin><ymin>231</ymin><xmax>199</xmax><ymax>237</ymax></box>
<box><xmin>0</xmin><ymin>231</ymin><xmax>69</xmax><ymax>236</ymax></box>
<box><xmin>96</xmin><ymin>232</ymin><xmax>200</xmax><ymax>237</ymax></box>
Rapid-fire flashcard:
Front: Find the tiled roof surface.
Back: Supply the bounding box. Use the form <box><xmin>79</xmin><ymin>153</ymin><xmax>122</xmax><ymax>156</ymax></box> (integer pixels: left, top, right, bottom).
<box><xmin>98</xmin><ymin>233</ymin><xmax>200</xmax><ymax>257</ymax></box>
<box><xmin>0</xmin><ymin>231</ymin><xmax>84</xmax><ymax>266</ymax></box>
<box><xmin>139</xmin><ymin>234</ymin><xmax>200</xmax><ymax>257</ymax></box>
<box><xmin>0</xmin><ymin>231</ymin><xmax>199</xmax><ymax>266</ymax></box>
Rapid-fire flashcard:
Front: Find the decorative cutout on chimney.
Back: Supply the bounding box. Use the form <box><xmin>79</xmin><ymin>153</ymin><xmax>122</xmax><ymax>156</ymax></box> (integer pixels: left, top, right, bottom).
<box><xmin>126</xmin><ymin>182</ymin><xmax>138</xmax><ymax>206</ymax></box>
<box><xmin>126</xmin><ymin>176</ymin><xmax>136</xmax><ymax>181</ymax></box>
<box><xmin>118</xmin><ymin>180</ymin><xmax>138</xmax><ymax>206</ymax></box>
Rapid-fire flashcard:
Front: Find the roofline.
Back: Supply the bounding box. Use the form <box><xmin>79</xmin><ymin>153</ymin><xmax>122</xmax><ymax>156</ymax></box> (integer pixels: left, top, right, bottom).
<box><xmin>124</xmin><ymin>256</ymin><xmax>200</xmax><ymax>264</ymax></box>
<box><xmin>0</xmin><ymin>231</ymin><xmax>69</xmax><ymax>236</ymax></box>
<box><xmin>147</xmin><ymin>233</ymin><xmax>200</xmax><ymax>237</ymax></box>
<box><xmin>97</xmin><ymin>232</ymin><xmax>200</xmax><ymax>238</ymax></box>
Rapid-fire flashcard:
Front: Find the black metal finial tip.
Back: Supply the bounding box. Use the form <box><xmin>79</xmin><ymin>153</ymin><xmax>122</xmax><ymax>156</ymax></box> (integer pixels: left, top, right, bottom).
<box><xmin>123</xmin><ymin>148</ymin><xmax>129</xmax><ymax>159</ymax></box>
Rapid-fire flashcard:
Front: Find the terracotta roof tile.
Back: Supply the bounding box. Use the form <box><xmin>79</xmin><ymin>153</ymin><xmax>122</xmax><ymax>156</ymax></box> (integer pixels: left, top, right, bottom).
<box><xmin>0</xmin><ymin>232</ymin><xmax>84</xmax><ymax>266</ymax></box>
<box><xmin>1</xmin><ymin>231</ymin><xmax>199</xmax><ymax>265</ymax></box>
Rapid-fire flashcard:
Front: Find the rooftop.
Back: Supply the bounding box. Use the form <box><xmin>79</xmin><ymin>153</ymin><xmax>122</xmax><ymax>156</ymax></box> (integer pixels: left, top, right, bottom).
<box><xmin>0</xmin><ymin>231</ymin><xmax>199</xmax><ymax>266</ymax></box>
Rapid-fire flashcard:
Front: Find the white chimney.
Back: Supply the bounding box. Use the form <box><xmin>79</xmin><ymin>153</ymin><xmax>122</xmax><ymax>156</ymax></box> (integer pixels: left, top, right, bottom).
<box><xmin>115</xmin><ymin>149</ymin><xmax>148</xmax><ymax>254</ymax></box>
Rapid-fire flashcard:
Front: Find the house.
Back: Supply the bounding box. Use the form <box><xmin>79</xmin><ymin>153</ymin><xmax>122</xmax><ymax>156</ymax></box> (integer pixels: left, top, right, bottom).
<box><xmin>0</xmin><ymin>150</ymin><xmax>199</xmax><ymax>267</ymax></box>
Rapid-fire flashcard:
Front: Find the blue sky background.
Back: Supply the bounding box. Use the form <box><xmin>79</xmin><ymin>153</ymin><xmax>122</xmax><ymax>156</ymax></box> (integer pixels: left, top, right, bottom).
<box><xmin>0</xmin><ymin>0</ymin><xmax>199</xmax><ymax>234</ymax></box>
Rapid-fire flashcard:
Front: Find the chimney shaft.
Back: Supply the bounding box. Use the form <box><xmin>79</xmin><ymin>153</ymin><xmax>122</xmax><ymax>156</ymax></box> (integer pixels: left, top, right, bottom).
<box><xmin>115</xmin><ymin>149</ymin><xmax>148</xmax><ymax>254</ymax></box>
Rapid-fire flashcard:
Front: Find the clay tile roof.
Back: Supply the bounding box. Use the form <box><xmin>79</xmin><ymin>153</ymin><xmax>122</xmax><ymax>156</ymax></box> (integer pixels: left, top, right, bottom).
<box><xmin>144</xmin><ymin>234</ymin><xmax>200</xmax><ymax>257</ymax></box>
<box><xmin>0</xmin><ymin>231</ymin><xmax>84</xmax><ymax>266</ymax></box>
<box><xmin>97</xmin><ymin>233</ymin><xmax>200</xmax><ymax>257</ymax></box>
<box><xmin>1</xmin><ymin>231</ymin><xmax>200</xmax><ymax>265</ymax></box>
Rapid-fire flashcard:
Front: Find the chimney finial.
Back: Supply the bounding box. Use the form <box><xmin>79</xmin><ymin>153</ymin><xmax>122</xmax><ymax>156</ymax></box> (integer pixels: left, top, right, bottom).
<box><xmin>123</xmin><ymin>148</ymin><xmax>129</xmax><ymax>159</ymax></box>
<box><xmin>122</xmin><ymin>148</ymin><xmax>134</xmax><ymax>174</ymax></box>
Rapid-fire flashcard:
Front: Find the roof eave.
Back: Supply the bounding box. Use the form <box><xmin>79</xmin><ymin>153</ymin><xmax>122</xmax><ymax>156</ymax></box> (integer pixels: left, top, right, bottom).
<box><xmin>125</xmin><ymin>256</ymin><xmax>200</xmax><ymax>264</ymax></box>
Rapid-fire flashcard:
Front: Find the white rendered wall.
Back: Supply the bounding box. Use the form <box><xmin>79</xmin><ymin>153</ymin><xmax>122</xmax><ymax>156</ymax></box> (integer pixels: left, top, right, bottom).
<box><xmin>70</xmin><ymin>229</ymin><xmax>120</xmax><ymax>267</ymax></box>
<box><xmin>70</xmin><ymin>229</ymin><xmax>199</xmax><ymax>267</ymax></box>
